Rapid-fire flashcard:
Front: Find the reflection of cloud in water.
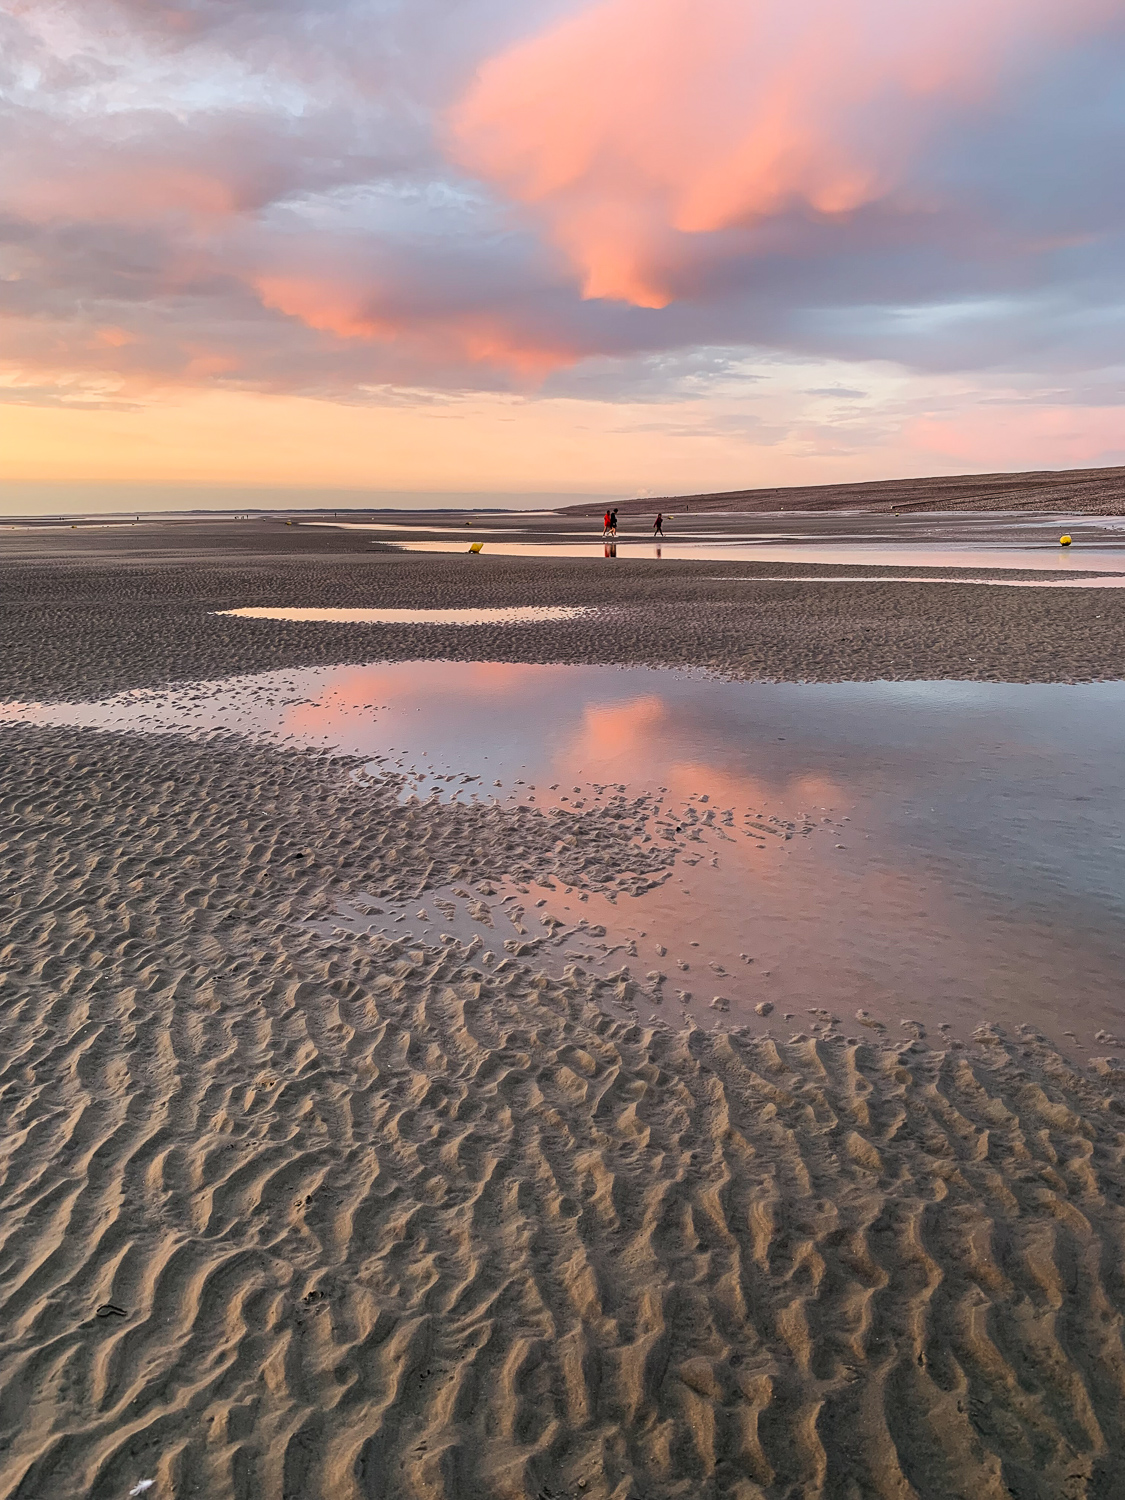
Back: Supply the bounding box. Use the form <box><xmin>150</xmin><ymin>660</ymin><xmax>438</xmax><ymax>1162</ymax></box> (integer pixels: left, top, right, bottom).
<box><xmin>566</xmin><ymin>696</ymin><xmax>668</xmax><ymax>762</ymax></box>
<box><xmin>281</xmin><ymin>660</ymin><xmax>555</xmax><ymax>741</ymax></box>
<box><xmin>791</xmin><ymin>773</ymin><xmax>852</xmax><ymax>807</ymax></box>
<box><xmin>558</xmin><ymin>688</ymin><xmax>857</xmax><ymax>821</ymax></box>
<box><xmin>4</xmin><ymin>660</ymin><xmax>1125</xmax><ymax>1045</ymax></box>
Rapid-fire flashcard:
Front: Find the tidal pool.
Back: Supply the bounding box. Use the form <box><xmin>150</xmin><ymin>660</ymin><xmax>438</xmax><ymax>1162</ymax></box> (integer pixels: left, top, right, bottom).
<box><xmin>5</xmin><ymin>661</ymin><xmax>1124</xmax><ymax>1049</ymax></box>
<box><xmin>389</xmin><ymin>538</ymin><xmax>1125</xmax><ymax>570</ymax></box>
<box><xmin>217</xmin><ymin>606</ymin><xmax>591</xmax><ymax>624</ymax></box>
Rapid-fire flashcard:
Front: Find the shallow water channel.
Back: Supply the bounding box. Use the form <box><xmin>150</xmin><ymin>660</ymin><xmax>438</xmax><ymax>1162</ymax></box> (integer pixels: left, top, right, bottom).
<box><xmin>390</xmin><ymin>538</ymin><xmax>1125</xmax><ymax>571</ymax></box>
<box><xmin>316</xmin><ymin>508</ymin><xmax>1125</xmax><ymax>572</ymax></box>
<box><xmin>6</xmin><ymin>661</ymin><xmax>1125</xmax><ymax>1051</ymax></box>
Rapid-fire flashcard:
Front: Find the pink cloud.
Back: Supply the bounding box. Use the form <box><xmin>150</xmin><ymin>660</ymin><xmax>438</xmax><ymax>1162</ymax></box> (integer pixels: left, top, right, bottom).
<box><xmin>253</xmin><ymin>275</ymin><xmax>398</xmax><ymax>342</ymax></box>
<box><xmin>252</xmin><ymin>271</ymin><xmax>581</xmax><ymax>377</ymax></box>
<box><xmin>5</xmin><ymin>0</ymin><xmax>1125</xmax><ymax>421</ymax></box>
<box><xmin>9</xmin><ymin>164</ymin><xmax>242</xmax><ymax>225</ymax></box>
<box><xmin>450</xmin><ymin>0</ymin><xmax>1120</xmax><ymax>308</ymax></box>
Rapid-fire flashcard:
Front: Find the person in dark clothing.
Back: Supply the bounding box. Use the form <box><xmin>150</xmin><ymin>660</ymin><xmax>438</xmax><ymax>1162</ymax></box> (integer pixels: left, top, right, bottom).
<box><xmin>609</xmin><ymin>508</ymin><xmax>618</xmax><ymax>535</ymax></box>
<box><xmin>653</xmin><ymin>512</ymin><xmax>664</xmax><ymax>536</ymax></box>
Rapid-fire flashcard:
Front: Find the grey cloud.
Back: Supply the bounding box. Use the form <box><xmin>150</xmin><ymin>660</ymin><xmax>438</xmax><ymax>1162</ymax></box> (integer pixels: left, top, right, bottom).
<box><xmin>2</xmin><ymin>0</ymin><xmax>1125</xmax><ymax>404</ymax></box>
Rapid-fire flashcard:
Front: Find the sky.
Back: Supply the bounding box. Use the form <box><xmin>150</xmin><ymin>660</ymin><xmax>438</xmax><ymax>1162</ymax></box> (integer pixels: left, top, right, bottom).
<box><xmin>3</xmin><ymin>0</ymin><xmax>1125</xmax><ymax>512</ymax></box>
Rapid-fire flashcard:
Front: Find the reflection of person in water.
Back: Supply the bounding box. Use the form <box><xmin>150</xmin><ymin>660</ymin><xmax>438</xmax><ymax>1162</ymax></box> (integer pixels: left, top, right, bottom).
<box><xmin>604</xmin><ymin>541</ymin><xmax>617</xmax><ymax>558</ymax></box>
<box><xmin>653</xmin><ymin>512</ymin><xmax>664</xmax><ymax>536</ymax></box>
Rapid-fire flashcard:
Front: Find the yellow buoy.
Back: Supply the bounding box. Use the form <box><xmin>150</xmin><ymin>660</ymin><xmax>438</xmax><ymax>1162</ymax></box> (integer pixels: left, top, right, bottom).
<box><xmin>469</xmin><ymin>541</ymin><xmax>483</xmax><ymax>554</ymax></box>
<box><xmin>1060</xmin><ymin>534</ymin><xmax>1072</xmax><ymax>546</ymax></box>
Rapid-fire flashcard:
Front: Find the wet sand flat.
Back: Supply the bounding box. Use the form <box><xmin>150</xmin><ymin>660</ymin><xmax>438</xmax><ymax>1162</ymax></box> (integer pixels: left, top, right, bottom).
<box><xmin>3</xmin><ymin>520</ymin><xmax>1125</xmax><ymax>1499</ymax></box>
<box><xmin>2</xmin><ymin>517</ymin><xmax>1125</xmax><ymax>696</ymax></box>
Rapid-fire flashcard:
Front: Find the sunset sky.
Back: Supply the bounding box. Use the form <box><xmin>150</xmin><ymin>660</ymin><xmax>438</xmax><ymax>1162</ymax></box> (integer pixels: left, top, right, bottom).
<box><xmin>3</xmin><ymin>0</ymin><xmax>1125</xmax><ymax>511</ymax></box>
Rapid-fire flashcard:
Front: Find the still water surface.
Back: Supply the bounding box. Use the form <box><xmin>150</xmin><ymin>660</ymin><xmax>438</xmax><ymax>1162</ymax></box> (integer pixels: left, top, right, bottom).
<box><xmin>317</xmin><ymin>510</ymin><xmax>1125</xmax><ymax>573</ymax></box>
<box><xmin>217</xmin><ymin>606</ymin><xmax>591</xmax><ymax>624</ymax></box>
<box><xmin>5</xmin><ymin>662</ymin><xmax>1123</xmax><ymax>1048</ymax></box>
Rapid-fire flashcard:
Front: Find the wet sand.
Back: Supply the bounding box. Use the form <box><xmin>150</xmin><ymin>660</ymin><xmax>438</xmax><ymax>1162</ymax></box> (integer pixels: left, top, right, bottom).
<box><xmin>3</xmin><ymin>520</ymin><xmax>1125</xmax><ymax>1498</ymax></box>
<box><xmin>2</xmin><ymin>517</ymin><xmax>1125</xmax><ymax>698</ymax></box>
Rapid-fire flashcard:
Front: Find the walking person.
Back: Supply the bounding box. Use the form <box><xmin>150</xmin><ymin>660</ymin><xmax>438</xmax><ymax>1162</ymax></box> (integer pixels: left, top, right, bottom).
<box><xmin>653</xmin><ymin>511</ymin><xmax>664</xmax><ymax>537</ymax></box>
<box><xmin>602</xmin><ymin>508</ymin><xmax>612</xmax><ymax>537</ymax></box>
<box><xmin>609</xmin><ymin>507</ymin><xmax>619</xmax><ymax>536</ymax></box>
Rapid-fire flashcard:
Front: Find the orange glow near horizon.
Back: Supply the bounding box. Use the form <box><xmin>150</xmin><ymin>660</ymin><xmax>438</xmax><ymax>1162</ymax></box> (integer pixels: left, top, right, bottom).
<box><xmin>0</xmin><ymin>385</ymin><xmax>880</xmax><ymax>494</ymax></box>
<box><xmin>4</xmin><ymin>381</ymin><xmax>1125</xmax><ymax>505</ymax></box>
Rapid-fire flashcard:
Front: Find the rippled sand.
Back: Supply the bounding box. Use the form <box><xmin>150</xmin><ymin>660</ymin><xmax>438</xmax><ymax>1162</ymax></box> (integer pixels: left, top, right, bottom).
<box><xmin>3</xmin><ymin>725</ymin><xmax>1125</xmax><ymax>1499</ymax></box>
<box><xmin>3</xmin><ymin>520</ymin><xmax>1125</xmax><ymax>695</ymax></box>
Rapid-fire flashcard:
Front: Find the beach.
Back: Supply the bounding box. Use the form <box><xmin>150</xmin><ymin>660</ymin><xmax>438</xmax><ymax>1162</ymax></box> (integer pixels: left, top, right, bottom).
<box><xmin>3</xmin><ymin>517</ymin><xmax>1125</xmax><ymax>698</ymax></box>
<box><xmin>3</xmin><ymin>518</ymin><xmax>1125</xmax><ymax>1500</ymax></box>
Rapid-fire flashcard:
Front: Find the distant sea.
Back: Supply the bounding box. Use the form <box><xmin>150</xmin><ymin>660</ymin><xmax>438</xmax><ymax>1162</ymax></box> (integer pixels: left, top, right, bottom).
<box><xmin>0</xmin><ymin>483</ymin><xmax>624</xmax><ymax>519</ymax></box>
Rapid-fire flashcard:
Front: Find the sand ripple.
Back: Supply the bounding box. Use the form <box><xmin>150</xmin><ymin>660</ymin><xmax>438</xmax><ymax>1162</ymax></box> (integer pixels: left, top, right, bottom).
<box><xmin>2</xmin><ymin>727</ymin><xmax>1125</xmax><ymax>1498</ymax></box>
